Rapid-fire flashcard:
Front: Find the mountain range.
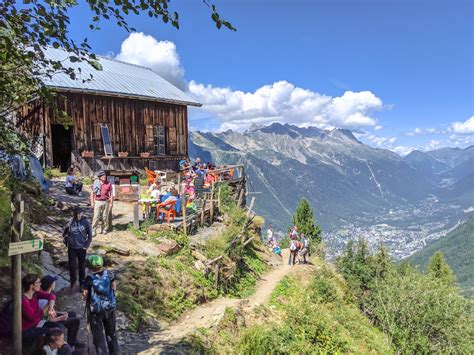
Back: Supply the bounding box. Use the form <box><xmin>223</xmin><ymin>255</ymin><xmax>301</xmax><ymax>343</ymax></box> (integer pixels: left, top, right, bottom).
<box><xmin>189</xmin><ymin>123</ymin><xmax>473</xmax><ymax>233</ymax></box>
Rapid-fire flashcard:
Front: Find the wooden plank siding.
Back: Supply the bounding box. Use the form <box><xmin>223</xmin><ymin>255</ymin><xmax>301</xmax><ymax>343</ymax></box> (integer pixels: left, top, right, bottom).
<box><xmin>16</xmin><ymin>92</ymin><xmax>189</xmax><ymax>173</ymax></box>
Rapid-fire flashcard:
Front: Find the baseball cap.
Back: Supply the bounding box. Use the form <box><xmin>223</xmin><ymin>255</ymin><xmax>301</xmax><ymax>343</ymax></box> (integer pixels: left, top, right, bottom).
<box><xmin>73</xmin><ymin>206</ymin><xmax>83</xmax><ymax>214</ymax></box>
<box><xmin>88</xmin><ymin>255</ymin><xmax>104</xmax><ymax>268</ymax></box>
<box><xmin>40</xmin><ymin>275</ymin><xmax>58</xmax><ymax>291</ymax></box>
<box><xmin>97</xmin><ymin>171</ymin><xmax>106</xmax><ymax>177</ymax></box>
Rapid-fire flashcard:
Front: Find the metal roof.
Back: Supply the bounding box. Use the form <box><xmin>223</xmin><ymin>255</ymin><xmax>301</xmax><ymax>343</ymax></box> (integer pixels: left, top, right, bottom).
<box><xmin>41</xmin><ymin>47</ymin><xmax>201</xmax><ymax>107</ymax></box>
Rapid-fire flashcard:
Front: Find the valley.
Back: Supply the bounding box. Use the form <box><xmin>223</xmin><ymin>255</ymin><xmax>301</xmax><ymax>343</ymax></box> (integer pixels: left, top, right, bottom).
<box><xmin>189</xmin><ymin>123</ymin><xmax>474</xmax><ymax>259</ymax></box>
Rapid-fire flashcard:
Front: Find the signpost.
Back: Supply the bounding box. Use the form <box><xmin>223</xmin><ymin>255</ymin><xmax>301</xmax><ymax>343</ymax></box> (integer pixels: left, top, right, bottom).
<box><xmin>10</xmin><ymin>194</ymin><xmax>44</xmax><ymax>354</ymax></box>
<box><xmin>8</xmin><ymin>238</ymin><xmax>43</xmax><ymax>256</ymax></box>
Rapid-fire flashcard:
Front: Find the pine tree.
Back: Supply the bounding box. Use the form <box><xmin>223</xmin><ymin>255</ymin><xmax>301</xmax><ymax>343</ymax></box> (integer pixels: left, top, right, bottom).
<box><xmin>292</xmin><ymin>198</ymin><xmax>322</xmax><ymax>246</ymax></box>
<box><xmin>426</xmin><ymin>251</ymin><xmax>456</xmax><ymax>285</ymax></box>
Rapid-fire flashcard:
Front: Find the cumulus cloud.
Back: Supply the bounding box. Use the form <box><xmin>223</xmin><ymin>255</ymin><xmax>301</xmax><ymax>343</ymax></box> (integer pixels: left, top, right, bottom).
<box><xmin>451</xmin><ymin>116</ymin><xmax>474</xmax><ymax>135</ymax></box>
<box><xmin>392</xmin><ymin>146</ymin><xmax>414</xmax><ymax>156</ymax></box>
<box><xmin>406</xmin><ymin>127</ymin><xmax>442</xmax><ymax>136</ymax></box>
<box><xmin>188</xmin><ymin>80</ymin><xmax>383</xmax><ymax>131</ymax></box>
<box><xmin>374</xmin><ymin>125</ymin><xmax>383</xmax><ymax>131</ymax></box>
<box><xmin>116</xmin><ymin>32</ymin><xmax>187</xmax><ymax>90</ymax></box>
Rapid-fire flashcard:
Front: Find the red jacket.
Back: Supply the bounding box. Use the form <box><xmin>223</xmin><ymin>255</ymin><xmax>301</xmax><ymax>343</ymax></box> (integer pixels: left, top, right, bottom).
<box><xmin>21</xmin><ymin>291</ymin><xmax>56</xmax><ymax>331</ymax></box>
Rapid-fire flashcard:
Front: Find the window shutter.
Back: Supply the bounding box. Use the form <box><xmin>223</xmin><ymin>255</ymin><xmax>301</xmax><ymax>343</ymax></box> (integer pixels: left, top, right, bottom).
<box><xmin>92</xmin><ymin>123</ymin><xmax>103</xmax><ymax>154</ymax></box>
<box><xmin>169</xmin><ymin>127</ymin><xmax>177</xmax><ymax>155</ymax></box>
<box><xmin>146</xmin><ymin>125</ymin><xmax>154</xmax><ymax>152</ymax></box>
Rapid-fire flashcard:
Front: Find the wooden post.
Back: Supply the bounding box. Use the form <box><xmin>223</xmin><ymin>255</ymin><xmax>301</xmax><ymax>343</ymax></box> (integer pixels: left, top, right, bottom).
<box><xmin>133</xmin><ymin>202</ymin><xmax>140</xmax><ymax>229</ymax></box>
<box><xmin>177</xmin><ymin>173</ymin><xmax>181</xmax><ymax>194</ymax></box>
<box><xmin>11</xmin><ymin>193</ymin><xmax>23</xmax><ymax>354</ymax></box>
<box><xmin>210</xmin><ymin>182</ymin><xmax>215</xmax><ymax>223</ymax></box>
<box><xmin>237</xmin><ymin>187</ymin><xmax>245</xmax><ymax>208</ymax></box>
<box><xmin>200</xmin><ymin>193</ymin><xmax>207</xmax><ymax>227</ymax></box>
<box><xmin>217</xmin><ymin>185</ymin><xmax>222</xmax><ymax>213</ymax></box>
<box><xmin>214</xmin><ymin>263</ymin><xmax>219</xmax><ymax>288</ymax></box>
<box><xmin>246</xmin><ymin>197</ymin><xmax>256</xmax><ymax>218</ymax></box>
<box><xmin>182</xmin><ymin>195</ymin><xmax>187</xmax><ymax>236</ymax></box>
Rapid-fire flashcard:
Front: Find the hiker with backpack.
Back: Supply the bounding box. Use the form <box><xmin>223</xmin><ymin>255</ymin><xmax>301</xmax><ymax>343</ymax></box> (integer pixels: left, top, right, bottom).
<box><xmin>83</xmin><ymin>255</ymin><xmax>119</xmax><ymax>354</ymax></box>
<box><xmin>288</xmin><ymin>228</ymin><xmax>301</xmax><ymax>265</ymax></box>
<box><xmin>299</xmin><ymin>233</ymin><xmax>310</xmax><ymax>264</ymax></box>
<box><xmin>63</xmin><ymin>206</ymin><xmax>92</xmax><ymax>292</ymax></box>
<box><xmin>20</xmin><ymin>274</ymin><xmax>82</xmax><ymax>350</ymax></box>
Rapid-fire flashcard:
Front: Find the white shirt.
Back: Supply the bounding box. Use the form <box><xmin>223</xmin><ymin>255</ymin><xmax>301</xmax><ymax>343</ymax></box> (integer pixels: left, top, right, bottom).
<box><xmin>150</xmin><ymin>189</ymin><xmax>161</xmax><ymax>199</ymax></box>
<box><xmin>65</xmin><ymin>175</ymin><xmax>75</xmax><ymax>188</ymax></box>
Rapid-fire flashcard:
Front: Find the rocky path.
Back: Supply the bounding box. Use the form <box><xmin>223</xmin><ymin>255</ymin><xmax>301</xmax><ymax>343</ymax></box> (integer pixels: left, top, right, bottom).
<box><xmin>137</xmin><ymin>250</ymin><xmax>308</xmax><ymax>354</ymax></box>
<box><xmin>29</xmin><ymin>181</ymin><xmax>307</xmax><ymax>354</ymax></box>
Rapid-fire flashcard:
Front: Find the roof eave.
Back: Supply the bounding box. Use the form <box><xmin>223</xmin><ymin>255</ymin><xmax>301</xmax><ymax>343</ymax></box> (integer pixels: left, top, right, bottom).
<box><xmin>49</xmin><ymin>86</ymin><xmax>202</xmax><ymax>107</ymax></box>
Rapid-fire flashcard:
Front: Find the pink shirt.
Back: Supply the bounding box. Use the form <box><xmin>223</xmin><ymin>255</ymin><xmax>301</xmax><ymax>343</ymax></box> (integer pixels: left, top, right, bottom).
<box><xmin>97</xmin><ymin>181</ymin><xmax>112</xmax><ymax>201</ymax></box>
<box><xmin>22</xmin><ymin>291</ymin><xmax>56</xmax><ymax>330</ymax></box>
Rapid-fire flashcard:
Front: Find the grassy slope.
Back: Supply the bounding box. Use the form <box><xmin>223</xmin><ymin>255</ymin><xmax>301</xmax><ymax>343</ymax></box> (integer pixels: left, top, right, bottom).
<box><xmin>406</xmin><ymin>218</ymin><xmax>474</xmax><ymax>297</ymax></box>
<box><xmin>192</xmin><ymin>259</ymin><xmax>393</xmax><ymax>354</ymax></box>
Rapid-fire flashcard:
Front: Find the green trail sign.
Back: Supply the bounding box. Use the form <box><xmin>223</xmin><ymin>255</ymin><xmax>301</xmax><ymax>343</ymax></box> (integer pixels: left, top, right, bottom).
<box><xmin>8</xmin><ymin>238</ymin><xmax>43</xmax><ymax>256</ymax></box>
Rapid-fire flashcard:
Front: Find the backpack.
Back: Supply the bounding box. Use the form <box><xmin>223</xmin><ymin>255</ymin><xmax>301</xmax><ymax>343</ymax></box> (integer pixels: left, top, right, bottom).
<box><xmin>302</xmin><ymin>237</ymin><xmax>309</xmax><ymax>248</ymax></box>
<box><xmin>290</xmin><ymin>240</ymin><xmax>298</xmax><ymax>251</ymax></box>
<box><xmin>88</xmin><ymin>271</ymin><xmax>116</xmax><ymax>313</ymax></box>
<box><xmin>0</xmin><ymin>299</ymin><xmax>13</xmax><ymax>337</ymax></box>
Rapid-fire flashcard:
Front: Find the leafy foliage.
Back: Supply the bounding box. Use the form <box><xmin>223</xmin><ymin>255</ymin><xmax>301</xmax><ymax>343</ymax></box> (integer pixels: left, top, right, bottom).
<box><xmin>407</xmin><ymin>218</ymin><xmax>474</xmax><ymax>297</ymax></box>
<box><xmin>426</xmin><ymin>251</ymin><xmax>456</xmax><ymax>286</ymax></box>
<box><xmin>337</xmin><ymin>240</ymin><xmax>474</xmax><ymax>353</ymax></box>
<box><xmin>292</xmin><ymin>198</ymin><xmax>322</xmax><ymax>247</ymax></box>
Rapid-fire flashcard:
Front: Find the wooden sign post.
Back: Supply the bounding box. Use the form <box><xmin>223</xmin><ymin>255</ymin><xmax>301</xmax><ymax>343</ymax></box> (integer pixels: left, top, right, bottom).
<box><xmin>11</xmin><ymin>193</ymin><xmax>23</xmax><ymax>354</ymax></box>
<box><xmin>9</xmin><ymin>194</ymin><xmax>46</xmax><ymax>354</ymax></box>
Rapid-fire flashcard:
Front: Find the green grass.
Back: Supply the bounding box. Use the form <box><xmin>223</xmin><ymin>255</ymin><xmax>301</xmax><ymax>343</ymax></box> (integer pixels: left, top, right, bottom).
<box><xmin>193</xmin><ymin>261</ymin><xmax>394</xmax><ymax>354</ymax></box>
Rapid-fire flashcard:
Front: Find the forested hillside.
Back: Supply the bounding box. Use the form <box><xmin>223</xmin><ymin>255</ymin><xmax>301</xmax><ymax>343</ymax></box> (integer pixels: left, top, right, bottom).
<box><xmin>407</xmin><ymin>218</ymin><xmax>474</xmax><ymax>297</ymax></box>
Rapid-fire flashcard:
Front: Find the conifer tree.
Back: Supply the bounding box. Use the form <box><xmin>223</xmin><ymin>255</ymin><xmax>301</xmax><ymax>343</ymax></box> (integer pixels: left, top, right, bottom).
<box><xmin>426</xmin><ymin>251</ymin><xmax>456</xmax><ymax>285</ymax></box>
<box><xmin>292</xmin><ymin>198</ymin><xmax>322</xmax><ymax>246</ymax></box>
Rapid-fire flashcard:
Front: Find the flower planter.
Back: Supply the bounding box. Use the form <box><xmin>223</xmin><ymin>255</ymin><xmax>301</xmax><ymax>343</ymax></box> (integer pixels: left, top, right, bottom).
<box><xmin>140</xmin><ymin>152</ymin><xmax>151</xmax><ymax>158</ymax></box>
<box><xmin>81</xmin><ymin>150</ymin><xmax>94</xmax><ymax>158</ymax></box>
<box><xmin>118</xmin><ymin>152</ymin><xmax>129</xmax><ymax>158</ymax></box>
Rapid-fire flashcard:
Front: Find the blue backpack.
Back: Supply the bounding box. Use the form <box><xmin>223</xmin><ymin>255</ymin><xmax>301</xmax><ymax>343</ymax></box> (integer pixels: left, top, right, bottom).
<box><xmin>88</xmin><ymin>271</ymin><xmax>116</xmax><ymax>313</ymax></box>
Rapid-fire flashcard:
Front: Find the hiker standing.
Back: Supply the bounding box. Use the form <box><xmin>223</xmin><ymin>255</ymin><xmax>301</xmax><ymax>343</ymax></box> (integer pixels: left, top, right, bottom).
<box><xmin>63</xmin><ymin>206</ymin><xmax>92</xmax><ymax>292</ymax></box>
<box><xmin>91</xmin><ymin>171</ymin><xmax>113</xmax><ymax>236</ymax></box>
<box><xmin>299</xmin><ymin>233</ymin><xmax>309</xmax><ymax>264</ymax></box>
<box><xmin>266</xmin><ymin>224</ymin><xmax>274</xmax><ymax>245</ymax></box>
<box><xmin>83</xmin><ymin>255</ymin><xmax>119</xmax><ymax>355</ymax></box>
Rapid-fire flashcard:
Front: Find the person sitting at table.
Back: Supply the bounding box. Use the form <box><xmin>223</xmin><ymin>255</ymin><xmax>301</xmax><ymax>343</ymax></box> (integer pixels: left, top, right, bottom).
<box><xmin>182</xmin><ymin>179</ymin><xmax>196</xmax><ymax>202</ymax></box>
<box><xmin>148</xmin><ymin>177</ymin><xmax>162</xmax><ymax>193</ymax></box>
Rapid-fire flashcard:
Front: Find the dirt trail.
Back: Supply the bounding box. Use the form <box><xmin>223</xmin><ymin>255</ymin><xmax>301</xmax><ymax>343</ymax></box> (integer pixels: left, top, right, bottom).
<box><xmin>139</xmin><ymin>250</ymin><xmax>304</xmax><ymax>354</ymax></box>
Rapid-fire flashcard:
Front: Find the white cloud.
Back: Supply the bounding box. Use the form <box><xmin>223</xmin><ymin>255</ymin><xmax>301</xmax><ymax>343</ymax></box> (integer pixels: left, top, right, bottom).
<box><xmin>451</xmin><ymin>116</ymin><xmax>474</xmax><ymax>135</ymax></box>
<box><xmin>424</xmin><ymin>139</ymin><xmax>442</xmax><ymax>150</ymax></box>
<box><xmin>189</xmin><ymin>80</ymin><xmax>383</xmax><ymax>131</ymax></box>
<box><xmin>374</xmin><ymin>125</ymin><xmax>383</xmax><ymax>131</ymax></box>
<box><xmin>406</xmin><ymin>127</ymin><xmax>443</xmax><ymax>136</ymax></box>
<box><xmin>116</xmin><ymin>32</ymin><xmax>186</xmax><ymax>90</ymax></box>
<box><xmin>392</xmin><ymin>146</ymin><xmax>414</xmax><ymax>156</ymax></box>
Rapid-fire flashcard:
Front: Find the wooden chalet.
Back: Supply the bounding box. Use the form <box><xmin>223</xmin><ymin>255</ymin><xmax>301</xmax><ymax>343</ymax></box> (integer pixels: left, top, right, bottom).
<box><xmin>16</xmin><ymin>47</ymin><xmax>201</xmax><ymax>175</ymax></box>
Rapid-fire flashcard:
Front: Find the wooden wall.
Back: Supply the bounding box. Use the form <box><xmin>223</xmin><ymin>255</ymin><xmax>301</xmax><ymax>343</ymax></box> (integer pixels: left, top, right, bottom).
<box><xmin>17</xmin><ymin>91</ymin><xmax>189</xmax><ymax>171</ymax></box>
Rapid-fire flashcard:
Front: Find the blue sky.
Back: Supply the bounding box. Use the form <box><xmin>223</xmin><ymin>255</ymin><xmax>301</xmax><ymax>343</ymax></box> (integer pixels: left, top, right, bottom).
<box><xmin>67</xmin><ymin>0</ymin><xmax>473</xmax><ymax>154</ymax></box>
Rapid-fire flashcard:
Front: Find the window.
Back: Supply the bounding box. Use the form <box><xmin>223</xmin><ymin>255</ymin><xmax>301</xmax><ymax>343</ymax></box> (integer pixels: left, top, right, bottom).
<box><xmin>154</xmin><ymin>125</ymin><xmax>166</xmax><ymax>155</ymax></box>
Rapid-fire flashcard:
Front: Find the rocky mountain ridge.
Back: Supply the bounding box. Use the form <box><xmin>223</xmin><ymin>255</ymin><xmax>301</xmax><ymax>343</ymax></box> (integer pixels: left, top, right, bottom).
<box><xmin>189</xmin><ymin>123</ymin><xmax>474</xmax><ymax>241</ymax></box>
